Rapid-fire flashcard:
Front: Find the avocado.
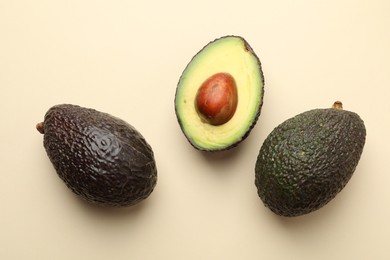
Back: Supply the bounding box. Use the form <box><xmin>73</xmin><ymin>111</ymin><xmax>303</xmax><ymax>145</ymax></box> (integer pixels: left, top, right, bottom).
<box><xmin>175</xmin><ymin>35</ymin><xmax>264</xmax><ymax>151</ymax></box>
<box><xmin>255</xmin><ymin>101</ymin><xmax>366</xmax><ymax>217</ymax></box>
<box><xmin>36</xmin><ymin>104</ymin><xmax>157</xmax><ymax>207</ymax></box>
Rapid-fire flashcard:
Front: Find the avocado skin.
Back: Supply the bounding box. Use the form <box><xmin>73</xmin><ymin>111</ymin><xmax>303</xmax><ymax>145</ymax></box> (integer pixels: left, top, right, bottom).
<box><xmin>255</xmin><ymin>106</ymin><xmax>366</xmax><ymax>217</ymax></box>
<box><xmin>40</xmin><ymin>104</ymin><xmax>157</xmax><ymax>207</ymax></box>
<box><xmin>175</xmin><ymin>35</ymin><xmax>265</xmax><ymax>152</ymax></box>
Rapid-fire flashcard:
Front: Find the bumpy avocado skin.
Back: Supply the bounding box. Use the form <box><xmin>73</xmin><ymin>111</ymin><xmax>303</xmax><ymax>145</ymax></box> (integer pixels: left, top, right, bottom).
<box><xmin>255</xmin><ymin>107</ymin><xmax>366</xmax><ymax>217</ymax></box>
<box><xmin>39</xmin><ymin>104</ymin><xmax>157</xmax><ymax>207</ymax></box>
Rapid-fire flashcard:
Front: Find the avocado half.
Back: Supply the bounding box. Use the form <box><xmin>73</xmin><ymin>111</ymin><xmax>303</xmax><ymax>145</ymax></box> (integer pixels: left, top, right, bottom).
<box><xmin>175</xmin><ymin>35</ymin><xmax>264</xmax><ymax>151</ymax></box>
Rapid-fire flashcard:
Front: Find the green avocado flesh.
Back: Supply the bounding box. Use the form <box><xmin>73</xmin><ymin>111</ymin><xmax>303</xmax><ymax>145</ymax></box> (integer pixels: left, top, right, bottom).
<box><xmin>255</xmin><ymin>102</ymin><xmax>366</xmax><ymax>217</ymax></box>
<box><xmin>37</xmin><ymin>104</ymin><xmax>157</xmax><ymax>207</ymax></box>
<box><xmin>175</xmin><ymin>36</ymin><xmax>264</xmax><ymax>151</ymax></box>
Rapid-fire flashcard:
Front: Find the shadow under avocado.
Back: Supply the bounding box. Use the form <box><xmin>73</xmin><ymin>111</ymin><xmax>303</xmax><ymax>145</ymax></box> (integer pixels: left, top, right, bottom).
<box><xmin>261</xmin><ymin>195</ymin><xmax>347</xmax><ymax>231</ymax></box>
<box><xmin>198</xmin><ymin>142</ymin><xmax>246</xmax><ymax>162</ymax></box>
<box><xmin>72</xmin><ymin>191</ymin><xmax>156</xmax><ymax>220</ymax></box>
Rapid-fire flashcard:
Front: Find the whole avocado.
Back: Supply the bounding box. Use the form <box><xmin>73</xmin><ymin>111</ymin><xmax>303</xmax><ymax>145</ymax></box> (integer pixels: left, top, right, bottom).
<box><xmin>255</xmin><ymin>101</ymin><xmax>366</xmax><ymax>217</ymax></box>
<box><xmin>37</xmin><ymin>104</ymin><xmax>157</xmax><ymax>207</ymax></box>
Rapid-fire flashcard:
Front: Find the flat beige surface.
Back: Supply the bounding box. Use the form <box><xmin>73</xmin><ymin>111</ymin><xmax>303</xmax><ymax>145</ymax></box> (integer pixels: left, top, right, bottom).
<box><xmin>1</xmin><ymin>1</ymin><xmax>389</xmax><ymax>259</ymax></box>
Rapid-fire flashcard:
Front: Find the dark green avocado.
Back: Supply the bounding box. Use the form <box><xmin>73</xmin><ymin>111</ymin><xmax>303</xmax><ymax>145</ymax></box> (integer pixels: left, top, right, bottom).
<box><xmin>175</xmin><ymin>35</ymin><xmax>264</xmax><ymax>151</ymax></box>
<box><xmin>37</xmin><ymin>104</ymin><xmax>157</xmax><ymax>207</ymax></box>
<box><xmin>255</xmin><ymin>101</ymin><xmax>366</xmax><ymax>217</ymax></box>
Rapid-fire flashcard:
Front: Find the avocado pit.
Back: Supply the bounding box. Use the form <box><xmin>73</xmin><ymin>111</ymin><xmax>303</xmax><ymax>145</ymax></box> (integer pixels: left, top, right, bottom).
<box><xmin>195</xmin><ymin>72</ymin><xmax>238</xmax><ymax>126</ymax></box>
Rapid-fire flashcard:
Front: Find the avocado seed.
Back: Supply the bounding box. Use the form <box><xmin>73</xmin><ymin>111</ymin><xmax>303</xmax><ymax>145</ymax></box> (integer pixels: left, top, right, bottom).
<box><xmin>195</xmin><ymin>72</ymin><xmax>238</xmax><ymax>126</ymax></box>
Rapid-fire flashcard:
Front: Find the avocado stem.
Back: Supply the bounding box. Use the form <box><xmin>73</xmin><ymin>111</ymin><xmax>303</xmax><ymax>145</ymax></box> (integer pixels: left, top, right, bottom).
<box><xmin>332</xmin><ymin>101</ymin><xmax>343</xmax><ymax>110</ymax></box>
<box><xmin>36</xmin><ymin>122</ymin><xmax>45</xmax><ymax>134</ymax></box>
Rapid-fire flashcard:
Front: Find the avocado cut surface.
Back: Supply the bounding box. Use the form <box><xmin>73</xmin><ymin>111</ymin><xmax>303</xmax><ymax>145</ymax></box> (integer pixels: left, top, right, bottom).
<box><xmin>37</xmin><ymin>104</ymin><xmax>157</xmax><ymax>207</ymax></box>
<box><xmin>255</xmin><ymin>102</ymin><xmax>366</xmax><ymax>217</ymax></box>
<box><xmin>175</xmin><ymin>35</ymin><xmax>264</xmax><ymax>151</ymax></box>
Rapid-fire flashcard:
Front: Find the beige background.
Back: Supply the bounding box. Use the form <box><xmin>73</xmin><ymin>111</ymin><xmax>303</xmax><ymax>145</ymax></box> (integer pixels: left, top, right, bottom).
<box><xmin>1</xmin><ymin>0</ymin><xmax>389</xmax><ymax>259</ymax></box>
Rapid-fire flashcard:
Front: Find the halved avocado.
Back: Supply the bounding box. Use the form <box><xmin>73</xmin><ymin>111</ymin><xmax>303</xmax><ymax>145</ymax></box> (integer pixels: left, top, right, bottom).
<box><xmin>175</xmin><ymin>35</ymin><xmax>264</xmax><ymax>151</ymax></box>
